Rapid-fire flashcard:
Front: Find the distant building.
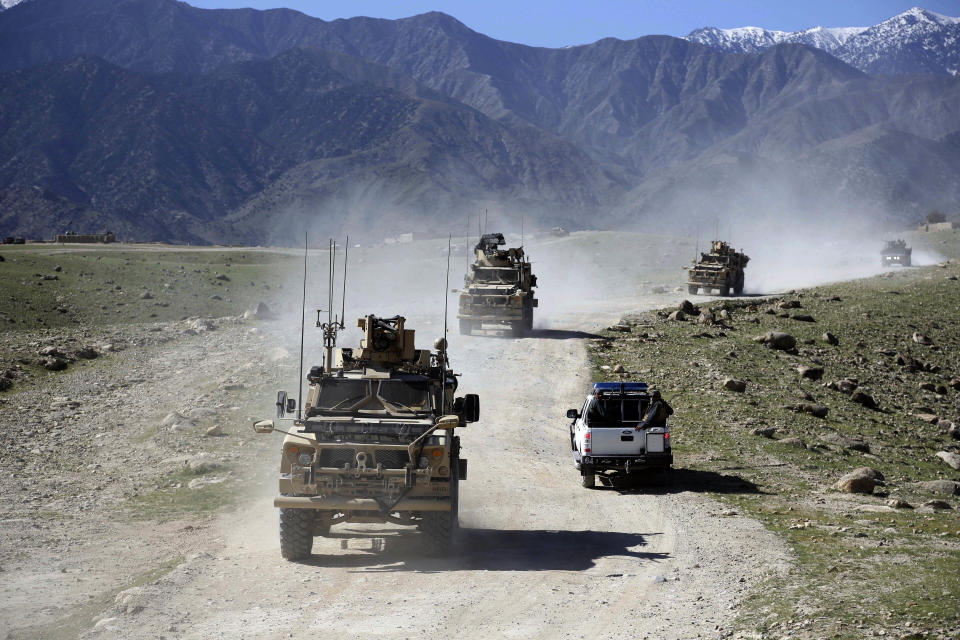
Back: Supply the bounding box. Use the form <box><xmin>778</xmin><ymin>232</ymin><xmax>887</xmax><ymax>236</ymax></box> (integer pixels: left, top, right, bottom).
<box><xmin>54</xmin><ymin>231</ymin><xmax>116</xmax><ymax>243</ymax></box>
<box><xmin>918</xmin><ymin>221</ymin><xmax>958</xmax><ymax>232</ymax></box>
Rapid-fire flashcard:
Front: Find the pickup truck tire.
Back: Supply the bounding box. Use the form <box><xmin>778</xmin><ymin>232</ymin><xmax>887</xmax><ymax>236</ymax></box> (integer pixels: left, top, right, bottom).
<box><xmin>279</xmin><ymin>499</ymin><xmax>315</xmax><ymax>560</ymax></box>
<box><xmin>580</xmin><ymin>465</ymin><xmax>596</xmax><ymax>489</ymax></box>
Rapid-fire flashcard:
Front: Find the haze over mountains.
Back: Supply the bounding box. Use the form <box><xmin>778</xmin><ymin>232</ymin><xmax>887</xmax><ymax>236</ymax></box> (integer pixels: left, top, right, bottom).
<box><xmin>0</xmin><ymin>0</ymin><xmax>958</xmax><ymax>243</ymax></box>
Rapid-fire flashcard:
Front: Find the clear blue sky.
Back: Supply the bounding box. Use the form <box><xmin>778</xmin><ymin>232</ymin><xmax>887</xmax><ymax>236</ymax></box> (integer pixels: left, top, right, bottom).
<box><xmin>187</xmin><ymin>1</ymin><xmax>960</xmax><ymax>46</ymax></box>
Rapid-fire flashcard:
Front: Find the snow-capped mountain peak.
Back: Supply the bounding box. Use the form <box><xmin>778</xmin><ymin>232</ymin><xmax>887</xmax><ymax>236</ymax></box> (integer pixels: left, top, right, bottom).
<box><xmin>685</xmin><ymin>7</ymin><xmax>960</xmax><ymax>76</ymax></box>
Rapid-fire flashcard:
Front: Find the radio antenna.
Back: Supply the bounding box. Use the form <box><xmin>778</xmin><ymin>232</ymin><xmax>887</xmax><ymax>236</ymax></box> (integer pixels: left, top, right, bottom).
<box><xmin>296</xmin><ymin>232</ymin><xmax>308</xmax><ymax>421</ymax></box>
<box><xmin>442</xmin><ymin>234</ymin><xmax>452</xmax><ymax>402</ymax></box>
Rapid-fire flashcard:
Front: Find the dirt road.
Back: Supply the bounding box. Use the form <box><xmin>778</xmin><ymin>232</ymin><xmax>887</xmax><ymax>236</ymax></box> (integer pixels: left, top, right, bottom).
<box><xmin>64</xmin><ymin>301</ymin><xmax>785</xmax><ymax>640</ymax></box>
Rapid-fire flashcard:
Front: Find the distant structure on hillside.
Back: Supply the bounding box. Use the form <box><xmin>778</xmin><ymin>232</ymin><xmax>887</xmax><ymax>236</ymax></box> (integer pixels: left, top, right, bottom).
<box><xmin>54</xmin><ymin>230</ymin><xmax>116</xmax><ymax>244</ymax></box>
<box><xmin>917</xmin><ymin>221</ymin><xmax>958</xmax><ymax>232</ymax></box>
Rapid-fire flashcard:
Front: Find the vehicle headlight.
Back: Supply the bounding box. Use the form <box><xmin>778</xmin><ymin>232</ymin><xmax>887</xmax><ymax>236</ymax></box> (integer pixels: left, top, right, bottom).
<box><xmin>298</xmin><ymin>453</ymin><xmax>314</xmax><ymax>465</ymax></box>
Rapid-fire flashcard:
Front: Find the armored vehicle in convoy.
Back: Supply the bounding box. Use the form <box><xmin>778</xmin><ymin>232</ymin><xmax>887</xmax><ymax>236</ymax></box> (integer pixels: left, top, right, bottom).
<box><xmin>686</xmin><ymin>240</ymin><xmax>749</xmax><ymax>296</ymax></box>
<box><xmin>881</xmin><ymin>239</ymin><xmax>912</xmax><ymax>267</ymax></box>
<box><xmin>255</xmin><ymin>314</ymin><xmax>479</xmax><ymax>560</ymax></box>
<box><xmin>458</xmin><ymin>233</ymin><xmax>538</xmax><ymax>336</ymax></box>
<box><xmin>567</xmin><ymin>382</ymin><xmax>672</xmax><ymax>488</ymax></box>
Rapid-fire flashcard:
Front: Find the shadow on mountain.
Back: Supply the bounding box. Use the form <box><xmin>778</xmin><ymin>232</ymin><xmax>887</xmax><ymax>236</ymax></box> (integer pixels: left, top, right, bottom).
<box><xmin>300</xmin><ymin>527</ymin><xmax>666</xmax><ymax>571</ymax></box>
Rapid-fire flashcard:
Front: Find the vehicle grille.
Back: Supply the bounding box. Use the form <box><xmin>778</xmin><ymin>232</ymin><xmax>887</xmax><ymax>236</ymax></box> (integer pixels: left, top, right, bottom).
<box><xmin>375</xmin><ymin>450</ymin><xmax>410</xmax><ymax>469</ymax></box>
<box><xmin>318</xmin><ymin>449</ymin><xmax>355</xmax><ymax>468</ymax></box>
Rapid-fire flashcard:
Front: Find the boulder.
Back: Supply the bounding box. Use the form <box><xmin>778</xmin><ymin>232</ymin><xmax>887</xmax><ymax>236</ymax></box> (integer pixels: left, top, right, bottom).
<box><xmin>835</xmin><ymin>468</ymin><xmax>883</xmax><ymax>494</ymax></box>
<box><xmin>777</xmin><ymin>300</ymin><xmax>802</xmax><ymax>309</ymax></box>
<box><xmin>822</xmin><ymin>332</ymin><xmax>839</xmax><ymax>345</ymax></box>
<box><xmin>751</xmin><ymin>427</ymin><xmax>777</xmax><ymax>438</ymax></box>
<box><xmin>38</xmin><ymin>346</ymin><xmax>66</xmax><ymax>358</ymax></box>
<box><xmin>935</xmin><ymin>451</ymin><xmax>960</xmax><ymax>470</ymax></box>
<box><xmin>248</xmin><ymin>302</ymin><xmax>272</xmax><ymax>319</ymax></box>
<box><xmin>722</xmin><ymin>378</ymin><xmax>746</xmax><ymax>392</ymax></box>
<box><xmin>667</xmin><ymin>310</ymin><xmax>686</xmax><ymax>321</ymax></box>
<box><xmin>791</xmin><ymin>314</ymin><xmax>816</xmax><ymax>322</ymax></box>
<box><xmin>797</xmin><ymin>365</ymin><xmax>824</xmax><ymax>381</ymax></box>
<box><xmin>923</xmin><ymin>500</ymin><xmax>952</xmax><ymax>510</ymax></box>
<box><xmin>950</xmin><ymin>378</ymin><xmax>960</xmax><ymax>391</ymax></box>
<box><xmin>887</xmin><ymin>499</ymin><xmax>913</xmax><ymax>509</ymax></box>
<box><xmin>847</xmin><ymin>467</ymin><xmax>885</xmax><ymax>482</ymax></box>
<box><xmin>918</xmin><ymin>480</ymin><xmax>960</xmax><ymax>496</ymax></box>
<box><xmin>755</xmin><ymin>331</ymin><xmax>796</xmax><ymax>351</ymax></box>
<box><xmin>679</xmin><ymin>300</ymin><xmax>697</xmax><ymax>315</ymax></box>
<box><xmin>825</xmin><ymin>378</ymin><xmax>858</xmax><ymax>394</ymax></box>
<box><xmin>697</xmin><ymin>311</ymin><xmax>714</xmax><ymax>325</ymax></box>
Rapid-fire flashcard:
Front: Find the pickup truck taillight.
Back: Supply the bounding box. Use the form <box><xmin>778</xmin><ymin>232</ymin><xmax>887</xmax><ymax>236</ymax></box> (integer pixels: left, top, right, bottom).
<box><xmin>584</xmin><ymin>429</ymin><xmax>591</xmax><ymax>453</ymax></box>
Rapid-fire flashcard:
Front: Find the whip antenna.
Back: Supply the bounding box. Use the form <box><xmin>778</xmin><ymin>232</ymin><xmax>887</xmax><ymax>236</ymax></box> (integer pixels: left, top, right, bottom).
<box><xmin>443</xmin><ymin>234</ymin><xmax>452</xmax><ymax>347</ymax></box>
<box><xmin>340</xmin><ymin>235</ymin><xmax>348</xmax><ymax>328</ymax></box>
<box><xmin>297</xmin><ymin>232</ymin><xmax>308</xmax><ymax>421</ymax></box>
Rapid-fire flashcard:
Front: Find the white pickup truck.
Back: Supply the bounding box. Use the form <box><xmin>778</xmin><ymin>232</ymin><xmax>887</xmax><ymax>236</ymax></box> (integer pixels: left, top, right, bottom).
<box><xmin>567</xmin><ymin>382</ymin><xmax>672</xmax><ymax>488</ymax></box>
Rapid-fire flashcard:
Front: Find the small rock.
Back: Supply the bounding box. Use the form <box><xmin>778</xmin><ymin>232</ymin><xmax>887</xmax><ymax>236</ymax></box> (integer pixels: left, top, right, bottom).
<box><xmin>915</xmin><ymin>413</ymin><xmax>940</xmax><ymax>424</ymax></box>
<box><xmin>788</xmin><ymin>403</ymin><xmax>829</xmax><ymax>418</ymax></box>
<box><xmin>923</xmin><ymin>500</ymin><xmax>952</xmax><ymax>510</ymax></box>
<box><xmin>779</xmin><ymin>437</ymin><xmax>807</xmax><ymax>449</ymax></box>
<box><xmin>38</xmin><ymin>345</ymin><xmax>66</xmax><ymax>358</ymax></box>
<box><xmin>791</xmin><ymin>314</ymin><xmax>815</xmax><ymax>322</ymax></box>
<box><xmin>679</xmin><ymin>300</ymin><xmax>697</xmax><ymax>315</ymax></box>
<box><xmin>935</xmin><ymin>451</ymin><xmax>960</xmax><ymax>470</ymax></box>
<box><xmin>755</xmin><ymin>331</ymin><xmax>796</xmax><ymax>351</ymax></box>
<box><xmin>949</xmin><ymin>378</ymin><xmax>960</xmax><ymax>391</ymax></box>
<box><xmin>722</xmin><ymin>378</ymin><xmax>746</xmax><ymax>392</ymax></box>
<box><xmin>248</xmin><ymin>302</ymin><xmax>272</xmax><ymax>319</ymax></box>
<box><xmin>887</xmin><ymin>499</ymin><xmax>913</xmax><ymax>509</ymax></box>
<box><xmin>75</xmin><ymin>346</ymin><xmax>99</xmax><ymax>359</ymax></box>
<box><xmin>850</xmin><ymin>389</ymin><xmax>878</xmax><ymax>410</ymax></box>
<box><xmin>188</xmin><ymin>476</ymin><xmax>226</xmax><ymax>489</ymax></box>
<box><xmin>751</xmin><ymin>427</ymin><xmax>776</xmax><ymax>438</ymax></box>
<box><xmin>608</xmin><ymin>324</ymin><xmax>631</xmax><ymax>332</ymax></box>
<box><xmin>42</xmin><ymin>274</ymin><xmax>58</xmax><ymax>281</ymax></box>
<box><xmin>139</xmin><ymin>291</ymin><xmax>153</xmax><ymax>300</ymax></box>
<box><xmin>215</xmin><ymin>273</ymin><xmax>230</xmax><ymax>281</ymax></box>
<box><xmin>667</xmin><ymin>310</ymin><xmax>686</xmax><ymax>321</ymax></box>
<box><xmin>797</xmin><ymin>365</ymin><xmax>824</xmax><ymax>380</ymax></box>
<box><xmin>42</xmin><ymin>358</ymin><xmax>67</xmax><ymax>371</ymax></box>
<box><xmin>777</xmin><ymin>300</ymin><xmax>802</xmax><ymax>309</ymax></box>
<box><xmin>697</xmin><ymin>311</ymin><xmax>714</xmax><ymax>325</ymax></box>
<box><xmin>912</xmin><ymin>332</ymin><xmax>933</xmax><ymax>345</ymax></box>
<box><xmin>205</xmin><ymin>425</ymin><xmax>224</xmax><ymax>437</ymax></box>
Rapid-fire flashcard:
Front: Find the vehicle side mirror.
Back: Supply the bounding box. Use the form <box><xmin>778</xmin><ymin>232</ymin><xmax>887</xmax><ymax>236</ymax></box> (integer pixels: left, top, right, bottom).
<box><xmin>254</xmin><ymin>419</ymin><xmax>274</xmax><ymax>434</ymax></box>
<box><xmin>276</xmin><ymin>391</ymin><xmax>288</xmax><ymax>418</ymax></box>
<box><xmin>566</xmin><ymin>409</ymin><xmax>579</xmax><ymax>419</ymax></box>
<box><xmin>462</xmin><ymin>393</ymin><xmax>480</xmax><ymax>423</ymax></box>
<box><xmin>286</xmin><ymin>398</ymin><xmax>297</xmax><ymax>414</ymax></box>
<box><xmin>437</xmin><ymin>415</ymin><xmax>460</xmax><ymax>429</ymax></box>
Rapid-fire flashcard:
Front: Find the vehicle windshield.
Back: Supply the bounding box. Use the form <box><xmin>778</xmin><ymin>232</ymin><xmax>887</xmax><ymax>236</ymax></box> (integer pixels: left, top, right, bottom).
<box><xmin>475</xmin><ymin>268</ymin><xmax>518</xmax><ymax>284</ymax></box>
<box><xmin>585</xmin><ymin>397</ymin><xmax>645</xmax><ymax>426</ymax></box>
<box><xmin>314</xmin><ymin>378</ymin><xmax>433</xmax><ymax>415</ymax></box>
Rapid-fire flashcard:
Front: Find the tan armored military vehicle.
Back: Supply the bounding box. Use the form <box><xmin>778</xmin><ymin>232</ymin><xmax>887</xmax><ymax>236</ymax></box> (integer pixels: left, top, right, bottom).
<box><xmin>881</xmin><ymin>239</ymin><xmax>912</xmax><ymax>267</ymax></box>
<box><xmin>458</xmin><ymin>233</ymin><xmax>538</xmax><ymax>336</ymax></box>
<box><xmin>686</xmin><ymin>240</ymin><xmax>749</xmax><ymax>296</ymax></box>
<box><xmin>255</xmin><ymin>314</ymin><xmax>479</xmax><ymax>560</ymax></box>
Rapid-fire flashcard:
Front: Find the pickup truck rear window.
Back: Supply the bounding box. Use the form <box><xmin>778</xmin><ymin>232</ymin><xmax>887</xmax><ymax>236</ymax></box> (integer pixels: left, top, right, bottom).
<box><xmin>586</xmin><ymin>398</ymin><xmax>645</xmax><ymax>426</ymax></box>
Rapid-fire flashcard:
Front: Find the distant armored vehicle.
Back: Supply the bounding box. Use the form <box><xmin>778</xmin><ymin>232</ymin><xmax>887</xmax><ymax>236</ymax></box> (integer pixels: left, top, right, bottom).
<box><xmin>256</xmin><ymin>314</ymin><xmax>479</xmax><ymax>560</ymax></box>
<box><xmin>686</xmin><ymin>240</ymin><xmax>749</xmax><ymax>296</ymax></box>
<box><xmin>881</xmin><ymin>239</ymin><xmax>912</xmax><ymax>267</ymax></box>
<box><xmin>458</xmin><ymin>233</ymin><xmax>538</xmax><ymax>336</ymax></box>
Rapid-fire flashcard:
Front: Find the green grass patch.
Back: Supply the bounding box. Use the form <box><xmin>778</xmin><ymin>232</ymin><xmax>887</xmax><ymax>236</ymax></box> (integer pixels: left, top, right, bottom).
<box><xmin>122</xmin><ymin>467</ymin><xmax>236</xmax><ymax>522</ymax></box>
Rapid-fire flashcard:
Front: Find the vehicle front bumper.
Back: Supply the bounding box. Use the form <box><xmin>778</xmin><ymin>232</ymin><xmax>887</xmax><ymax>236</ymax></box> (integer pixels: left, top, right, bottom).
<box><xmin>274</xmin><ymin>495</ymin><xmax>451</xmax><ymax>511</ymax></box>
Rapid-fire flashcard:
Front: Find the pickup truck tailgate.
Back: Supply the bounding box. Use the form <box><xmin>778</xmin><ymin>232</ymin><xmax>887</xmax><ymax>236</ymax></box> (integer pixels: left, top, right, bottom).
<box><xmin>590</xmin><ymin>427</ymin><xmax>644</xmax><ymax>456</ymax></box>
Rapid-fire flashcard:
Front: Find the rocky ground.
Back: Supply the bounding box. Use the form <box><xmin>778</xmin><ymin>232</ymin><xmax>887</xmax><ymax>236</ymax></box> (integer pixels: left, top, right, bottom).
<box><xmin>591</xmin><ymin>259</ymin><xmax>960</xmax><ymax>639</ymax></box>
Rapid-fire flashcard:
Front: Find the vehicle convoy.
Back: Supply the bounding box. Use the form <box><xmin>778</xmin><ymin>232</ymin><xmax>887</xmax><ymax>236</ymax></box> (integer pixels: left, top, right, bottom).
<box><xmin>881</xmin><ymin>239</ymin><xmax>912</xmax><ymax>267</ymax></box>
<box><xmin>686</xmin><ymin>240</ymin><xmax>749</xmax><ymax>296</ymax></box>
<box><xmin>567</xmin><ymin>383</ymin><xmax>672</xmax><ymax>488</ymax></box>
<box><xmin>255</xmin><ymin>314</ymin><xmax>479</xmax><ymax>560</ymax></box>
<box><xmin>458</xmin><ymin>233</ymin><xmax>538</xmax><ymax>336</ymax></box>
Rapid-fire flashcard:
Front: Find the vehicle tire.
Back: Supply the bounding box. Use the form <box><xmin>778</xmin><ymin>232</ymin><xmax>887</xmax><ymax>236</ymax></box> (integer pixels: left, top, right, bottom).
<box><xmin>524</xmin><ymin>309</ymin><xmax>533</xmax><ymax>332</ymax></box>
<box><xmin>718</xmin><ymin>285</ymin><xmax>730</xmax><ymax>296</ymax></box>
<box><xmin>279</xmin><ymin>503</ymin><xmax>315</xmax><ymax>561</ymax></box>
<box><xmin>687</xmin><ymin>284</ymin><xmax>698</xmax><ymax>295</ymax></box>
<box><xmin>580</xmin><ymin>465</ymin><xmax>596</xmax><ymax>489</ymax></box>
<box><xmin>734</xmin><ymin>274</ymin><xmax>744</xmax><ymax>295</ymax></box>
<box><xmin>510</xmin><ymin>321</ymin><xmax>525</xmax><ymax>338</ymax></box>
<box><xmin>459</xmin><ymin>319</ymin><xmax>471</xmax><ymax>335</ymax></box>
<box><xmin>420</xmin><ymin>455</ymin><xmax>459</xmax><ymax>552</ymax></box>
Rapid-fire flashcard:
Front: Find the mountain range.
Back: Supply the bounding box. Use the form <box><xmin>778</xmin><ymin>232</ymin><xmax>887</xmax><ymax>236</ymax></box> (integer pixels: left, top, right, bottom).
<box><xmin>0</xmin><ymin>0</ymin><xmax>958</xmax><ymax>243</ymax></box>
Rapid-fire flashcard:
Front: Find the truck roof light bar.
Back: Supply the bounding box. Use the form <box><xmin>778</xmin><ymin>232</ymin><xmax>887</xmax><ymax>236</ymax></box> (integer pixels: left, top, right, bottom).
<box><xmin>592</xmin><ymin>382</ymin><xmax>648</xmax><ymax>395</ymax></box>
